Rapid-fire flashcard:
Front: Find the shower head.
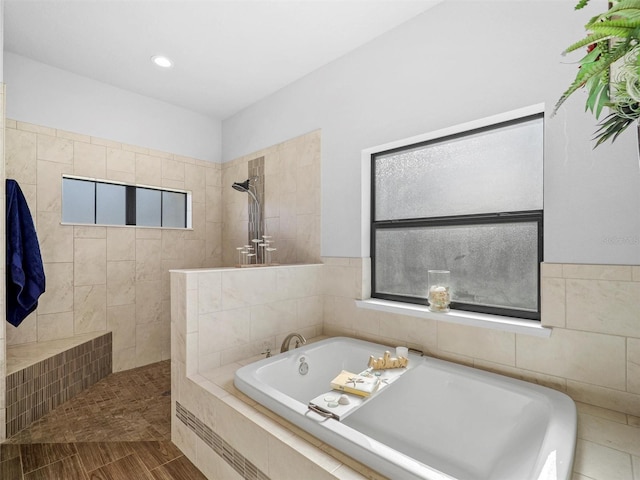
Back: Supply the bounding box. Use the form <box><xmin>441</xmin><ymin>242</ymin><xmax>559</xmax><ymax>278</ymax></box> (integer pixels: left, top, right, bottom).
<box><xmin>232</xmin><ymin>179</ymin><xmax>251</xmax><ymax>193</ymax></box>
<box><xmin>232</xmin><ymin>178</ymin><xmax>260</xmax><ymax>204</ymax></box>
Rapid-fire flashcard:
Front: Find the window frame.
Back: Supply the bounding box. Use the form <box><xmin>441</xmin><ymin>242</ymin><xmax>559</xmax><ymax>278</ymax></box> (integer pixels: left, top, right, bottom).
<box><xmin>369</xmin><ymin>110</ymin><xmax>544</xmax><ymax>321</ymax></box>
<box><xmin>62</xmin><ymin>175</ymin><xmax>191</xmax><ymax>229</ymax></box>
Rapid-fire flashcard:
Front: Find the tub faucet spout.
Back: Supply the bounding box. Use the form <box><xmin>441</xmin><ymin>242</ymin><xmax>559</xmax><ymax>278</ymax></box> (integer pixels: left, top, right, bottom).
<box><xmin>280</xmin><ymin>333</ymin><xmax>306</xmax><ymax>353</ymax></box>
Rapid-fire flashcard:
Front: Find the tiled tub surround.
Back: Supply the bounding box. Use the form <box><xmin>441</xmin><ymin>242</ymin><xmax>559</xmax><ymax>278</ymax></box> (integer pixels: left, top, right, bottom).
<box><xmin>222</xmin><ymin>130</ymin><xmax>321</xmax><ymax>267</ymax></box>
<box><xmin>171</xmin><ymin>261</ymin><xmax>640</xmax><ymax>480</ymax></box>
<box><xmin>5</xmin><ymin>332</ymin><xmax>112</xmax><ymax>438</ymax></box>
<box><xmin>171</xmin><ymin>264</ymin><xmax>323</xmax><ymax>373</ymax></box>
<box><xmin>4</xmin><ymin>119</ymin><xmax>223</xmax><ymax>372</ymax></box>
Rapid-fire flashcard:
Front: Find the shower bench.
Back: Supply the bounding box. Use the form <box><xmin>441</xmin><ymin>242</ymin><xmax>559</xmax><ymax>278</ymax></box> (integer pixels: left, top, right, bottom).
<box><xmin>5</xmin><ymin>331</ymin><xmax>112</xmax><ymax>438</ymax></box>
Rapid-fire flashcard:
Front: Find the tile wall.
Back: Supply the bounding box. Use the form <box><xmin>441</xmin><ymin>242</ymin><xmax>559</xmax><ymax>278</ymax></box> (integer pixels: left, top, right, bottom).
<box><xmin>170</xmin><ymin>265</ymin><xmax>369</xmax><ymax>480</ymax></box>
<box><xmin>171</xmin><ymin>264</ymin><xmax>323</xmax><ymax>375</ymax></box>
<box><xmin>171</xmin><ymin>259</ymin><xmax>639</xmax><ymax>480</ymax></box>
<box><xmin>222</xmin><ymin>130</ymin><xmax>321</xmax><ymax>266</ymax></box>
<box><xmin>322</xmin><ymin>258</ymin><xmax>640</xmax><ymax>417</ymax></box>
<box><xmin>3</xmin><ymin>119</ymin><xmax>223</xmax><ymax>372</ymax></box>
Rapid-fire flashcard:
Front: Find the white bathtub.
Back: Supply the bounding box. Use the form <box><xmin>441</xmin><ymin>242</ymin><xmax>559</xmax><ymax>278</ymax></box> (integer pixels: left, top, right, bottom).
<box><xmin>234</xmin><ymin>337</ymin><xmax>577</xmax><ymax>480</ymax></box>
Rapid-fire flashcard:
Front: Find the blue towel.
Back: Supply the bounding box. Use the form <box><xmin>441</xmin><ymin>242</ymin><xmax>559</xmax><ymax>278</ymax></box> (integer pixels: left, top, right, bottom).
<box><xmin>6</xmin><ymin>179</ymin><xmax>46</xmax><ymax>327</ymax></box>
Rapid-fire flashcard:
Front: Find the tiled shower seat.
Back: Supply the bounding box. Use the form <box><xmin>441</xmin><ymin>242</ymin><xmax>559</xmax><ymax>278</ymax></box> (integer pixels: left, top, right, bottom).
<box><xmin>5</xmin><ymin>332</ymin><xmax>112</xmax><ymax>438</ymax></box>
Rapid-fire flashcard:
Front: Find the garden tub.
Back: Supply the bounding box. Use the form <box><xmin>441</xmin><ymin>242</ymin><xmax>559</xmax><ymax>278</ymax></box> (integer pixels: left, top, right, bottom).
<box><xmin>234</xmin><ymin>337</ymin><xmax>576</xmax><ymax>480</ymax></box>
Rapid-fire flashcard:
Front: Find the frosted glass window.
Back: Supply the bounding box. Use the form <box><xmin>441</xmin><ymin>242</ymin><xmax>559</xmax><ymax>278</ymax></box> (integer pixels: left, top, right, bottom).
<box><xmin>96</xmin><ymin>182</ymin><xmax>126</xmax><ymax>225</ymax></box>
<box><xmin>371</xmin><ymin>111</ymin><xmax>544</xmax><ymax>320</ymax></box>
<box><xmin>162</xmin><ymin>191</ymin><xmax>186</xmax><ymax>228</ymax></box>
<box><xmin>136</xmin><ymin>188</ymin><xmax>161</xmax><ymax>227</ymax></box>
<box><xmin>375</xmin><ymin>222</ymin><xmax>540</xmax><ymax>313</ymax></box>
<box><xmin>374</xmin><ymin>116</ymin><xmax>543</xmax><ymax>221</ymax></box>
<box><xmin>62</xmin><ymin>178</ymin><xmax>95</xmax><ymax>224</ymax></box>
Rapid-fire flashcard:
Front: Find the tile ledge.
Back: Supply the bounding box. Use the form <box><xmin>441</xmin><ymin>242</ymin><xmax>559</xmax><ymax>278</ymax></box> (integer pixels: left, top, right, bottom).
<box><xmin>356</xmin><ymin>299</ymin><xmax>552</xmax><ymax>338</ymax></box>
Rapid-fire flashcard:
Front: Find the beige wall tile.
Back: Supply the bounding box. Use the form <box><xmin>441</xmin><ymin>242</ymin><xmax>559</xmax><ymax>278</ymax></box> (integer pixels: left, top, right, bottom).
<box><xmin>563</xmin><ymin>264</ymin><xmax>633</xmax><ymax>281</ymax></box>
<box><xmin>566</xmin><ymin>279</ymin><xmax>640</xmax><ymax>337</ymax></box>
<box><xmin>249</xmin><ymin>299</ymin><xmax>297</xmax><ymax>340</ymax></box>
<box><xmin>568</xmin><ymin>380</ymin><xmax>640</xmax><ymax>417</ymax></box>
<box><xmin>135</xmin><ymin>321</ymin><xmax>165</xmax><ymax>366</ymax></box>
<box><xmin>162</xmin><ymin>157</ymin><xmax>185</xmax><ymax>181</ymax></box>
<box><xmin>91</xmin><ymin>136</ymin><xmax>121</xmax><ymax>149</ymax></box>
<box><xmin>199</xmin><ymin>308</ymin><xmax>251</xmax><ymax>354</ymax></box>
<box><xmin>629</xmin><ymin>338</ymin><xmax>640</xmax><ymax>394</ymax></box>
<box><xmin>215</xmin><ymin>399</ymin><xmax>269</xmax><ymax>473</ymax></box>
<box><xmin>438</xmin><ymin>322</ymin><xmax>516</xmax><ymax>366</ymax></box>
<box><xmin>73</xmin><ymin>141</ymin><xmax>106</xmax><ymax>178</ymax></box>
<box><xmin>541</xmin><ymin>262</ymin><xmax>563</xmax><ymax>278</ymax></box>
<box><xmin>37</xmin><ymin>134</ymin><xmax>73</xmax><ymax>164</ymax></box>
<box><xmin>221</xmin><ymin>268</ymin><xmax>279</xmax><ymax>310</ymax></box>
<box><xmin>185</xmin><ymin>164</ymin><xmax>206</xmax><ymax>204</ymax></box>
<box><xmin>296</xmin><ymin>296</ymin><xmax>323</xmax><ymax>329</ymax></box>
<box><xmin>74</xmin><ymin>284</ymin><xmax>107</xmax><ymax>334</ymax></box>
<box><xmin>106</xmin><ymin>147</ymin><xmax>135</xmax><ymax>173</ymax></box>
<box><xmin>74</xmin><ymin>238</ymin><xmax>107</xmax><ymax>286</ymax></box>
<box><xmin>136</xmin><ymin>238</ymin><xmax>162</xmax><ymax>282</ymax></box>
<box><xmin>106</xmin><ymin>227</ymin><xmax>136</xmax><ymax>261</ymax></box>
<box><xmin>541</xmin><ymin>277</ymin><xmax>565</xmax><ymax>327</ymax></box>
<box><xmin>135</xmin><ymin>280</ymin><xmax>162</xmax><ymax>324</ymax></box>
<box><xmin>518</xmin><ymin>328</ymin><xmax>627</xmax><ymax>390</ymax></box>
<box><xmin>17</xmin><ymin>121</ymin><xmax>56</xmax><ymax>136</ymax></box>
<box><xmin>322</xmin><ymin>264</ymin><xmax>359</xmax><ymax>298</ymax></box>
<box><xmin>106</xmin><ymin>261</ymin><xmax>136</xmax><ymax>306</ymax></box>
<box><xmin>37</xmin><ymin>311</ymin><xmax>74</xmax><ymax>342</ymax></box>
<box><xmin>6</xmin><ymin>128</ymin><xmax>37</xmax><ymax>185</ymax></box>
<box><xmin>578</xmin><ymin>413</ymin><xmax>640</xmax><ymax>457</ymax></box>
<box><xmin>56</xmin><ymin>129</ymin><xmax>90</xmax><ymax>143</ymax></box>
<box><xmin>573</xmin><ymin>439</ymin><xmax>633</xmax><ymax>480</ymax></box>
<box><xmin>112</xmin><ymin>346</ymin><xmax>137</xmax><ymax>372</ymax></box>
<box><xmin>74</xmin><ymin>226</ymin><xmax>106</xmax><ymax>238</ymax></box>
<box><xmin>37</xmin><ymin>212</ymin><xmax>73</xmax><ymax>263</ymax></box>
<box><xmin>161</xmin><ymin>229</ymin><xmax>185</xmax><ymax>261</ymax></box>
<box><xmin>6</xmin><ymin>312</ymin><xmax>37</xmax><ymax>346</ymax></box>
<box><xmin>107</xmin><ymin>304</ymin><xmax>136</xmax><ymax>351</ymax></box>
<box><xmin>197</xmin><ymin>272</ymin><xmax>222</xmax><ymax>314</ymax></box>
<box><xmin>36</xmin><ymin>160</ymin><xmax>68</xmax><ymax>212</ymax></box>
<box><xmin>135</xmin><ymin>153</ymin><xmax>163</xmax><ymax>185</ymax></box>
<box><xmin>38</xmin><ymin>262</ymin><xmax>74</xmax><ymax>314</ymax></box>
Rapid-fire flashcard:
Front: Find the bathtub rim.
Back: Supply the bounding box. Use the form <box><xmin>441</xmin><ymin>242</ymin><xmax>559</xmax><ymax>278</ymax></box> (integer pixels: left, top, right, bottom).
<box><xmin>234</xmin><ymin>335</ymin><xmax>577</xmax><ymax>480</ymax></box>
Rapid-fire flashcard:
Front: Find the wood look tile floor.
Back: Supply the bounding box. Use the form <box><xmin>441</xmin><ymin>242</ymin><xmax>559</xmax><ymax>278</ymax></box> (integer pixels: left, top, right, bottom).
<box><xmin>1</xmin><ymin>361</ymin><xmax>207</xmax><ymax>480</ymax></box>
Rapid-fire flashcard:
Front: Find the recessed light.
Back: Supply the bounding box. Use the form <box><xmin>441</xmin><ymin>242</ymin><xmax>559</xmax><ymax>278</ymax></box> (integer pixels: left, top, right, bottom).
<box><xmin>151</xmin><ymin>55</ymin><xmax>173</xmax><ymax>68</ymax></box>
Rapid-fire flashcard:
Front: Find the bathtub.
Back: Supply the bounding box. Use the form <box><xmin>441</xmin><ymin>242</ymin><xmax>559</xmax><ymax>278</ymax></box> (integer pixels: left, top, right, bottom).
<box><xmin>234</xmin><ymin>337</ymin><xmax>577</xmax><ymax>480</ymax></box>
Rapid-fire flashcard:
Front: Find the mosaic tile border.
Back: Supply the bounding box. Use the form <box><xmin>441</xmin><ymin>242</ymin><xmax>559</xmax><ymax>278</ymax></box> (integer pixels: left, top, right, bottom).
<box><xmin>5</xmin><ymin>333</ymin><xmax>112</xmax><ymax>438</ymax></box>
<box><xmin>176</xmin><ymin>401</ymin><xmax>269</xmax><ymax>480</ymax></box>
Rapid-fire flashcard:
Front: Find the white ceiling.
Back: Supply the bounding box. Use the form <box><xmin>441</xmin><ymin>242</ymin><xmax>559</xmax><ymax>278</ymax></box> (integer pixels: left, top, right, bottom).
<box><xmin>4</xmin><ymin>0</ymin><xmax>443</xmax><ymax>120</ymax></box>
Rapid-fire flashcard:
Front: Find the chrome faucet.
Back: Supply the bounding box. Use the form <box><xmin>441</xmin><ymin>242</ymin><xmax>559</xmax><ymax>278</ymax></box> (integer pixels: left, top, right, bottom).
<box><xmin>280</xmin><ymin>333</ymin><xmax>307</xmax><ymax>353</ymax></box>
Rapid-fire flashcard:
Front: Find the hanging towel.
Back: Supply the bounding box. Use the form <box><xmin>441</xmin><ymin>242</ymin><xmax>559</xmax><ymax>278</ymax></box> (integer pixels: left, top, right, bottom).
<box><xmin>6</xmin><ymin>179</ymin><xmax>46</xmax><ymax>327</ymax></box>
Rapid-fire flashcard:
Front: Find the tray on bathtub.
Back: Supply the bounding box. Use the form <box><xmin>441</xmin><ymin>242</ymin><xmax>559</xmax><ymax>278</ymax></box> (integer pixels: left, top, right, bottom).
<box><xmin>308</xmin><ymin>367</ymin><xmax>407</xmax><ymax>421</ymax></box>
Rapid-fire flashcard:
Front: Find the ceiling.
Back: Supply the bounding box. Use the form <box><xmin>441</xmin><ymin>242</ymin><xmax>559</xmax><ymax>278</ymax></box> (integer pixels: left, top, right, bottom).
<box><xmin>4</xmin><ymin>0</ymin><xmax>443</xmax><ymax>120</ymax></box>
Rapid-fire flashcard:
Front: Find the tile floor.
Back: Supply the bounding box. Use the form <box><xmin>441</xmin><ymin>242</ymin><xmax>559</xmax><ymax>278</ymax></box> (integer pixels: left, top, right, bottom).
<box><xmin>0</xmin><ymin>361</ymin><xmax>206</xmax><ymax>480</ymax></box>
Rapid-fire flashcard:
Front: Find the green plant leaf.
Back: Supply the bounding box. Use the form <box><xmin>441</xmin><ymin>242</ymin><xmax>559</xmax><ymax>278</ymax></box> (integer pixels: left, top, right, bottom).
<box><xmin>588</xmin><ymin>18</ymin><xmax>640</xmax><ymax>30</ymax></box>
<box><xmin>555</xmin><ymin>41</ymin><xmax>630</xmax><ymax>114</ymax></box>
<box><xmin>575</xmin><ymin>0</ymin><xmax>590</xmax><ymax>10</ymax></box>
<box><xmin>562</xmin><ymin>32</ymin><xmax>612</xmax><ymax>54</ymax></box>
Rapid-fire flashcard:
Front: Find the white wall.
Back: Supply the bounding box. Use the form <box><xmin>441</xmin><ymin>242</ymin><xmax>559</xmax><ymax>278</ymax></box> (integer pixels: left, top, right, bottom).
<box><xmin>222</xmin><ymin>1</ymin><xmax>640</xmax><ymax>265</ymax></box>
<box><xmin>4</xmin><ymin>52</ymin><xmax>221</xmax><ymax>163</ymax></box>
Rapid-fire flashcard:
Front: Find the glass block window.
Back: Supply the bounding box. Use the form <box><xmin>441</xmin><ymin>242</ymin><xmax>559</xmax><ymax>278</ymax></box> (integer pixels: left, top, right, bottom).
<box><xmin>371</xmin><ymin>112</ymin><xmax>543</xmax><ymax>320</ymax></box>
<box><xmin>62</xmin><ymin>176</ymin><xmax>189</xmax><ymax>228</ymax></box>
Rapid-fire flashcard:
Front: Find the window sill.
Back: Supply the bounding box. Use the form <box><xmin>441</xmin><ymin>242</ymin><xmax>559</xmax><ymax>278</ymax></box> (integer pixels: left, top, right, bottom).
<box><xmin>355</xmin><ymin>298</ymin><xmax>551</xmax><ymax>338</ymax></box>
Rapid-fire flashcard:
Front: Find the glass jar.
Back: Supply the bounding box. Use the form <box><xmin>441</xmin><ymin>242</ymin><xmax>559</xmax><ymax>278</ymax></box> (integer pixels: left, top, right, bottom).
<box><xmin>428</xmin><ymin>270</ymin><xmax>451</xmax><ymax>313</ymax></box>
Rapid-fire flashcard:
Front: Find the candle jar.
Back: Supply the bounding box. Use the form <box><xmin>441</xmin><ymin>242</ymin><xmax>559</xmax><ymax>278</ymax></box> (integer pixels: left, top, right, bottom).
<box><xmin>428</xmin><ymin>270</ymin><xmax>451</xmax><ymax>313</ymax></box>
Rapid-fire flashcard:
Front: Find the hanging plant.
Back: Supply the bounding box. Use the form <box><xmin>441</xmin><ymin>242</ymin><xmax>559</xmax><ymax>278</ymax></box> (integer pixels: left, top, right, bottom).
<box><xmin>554</xmin><ymin>0</ymin><xmax>640</xmax><ymax>146</ymax></box>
